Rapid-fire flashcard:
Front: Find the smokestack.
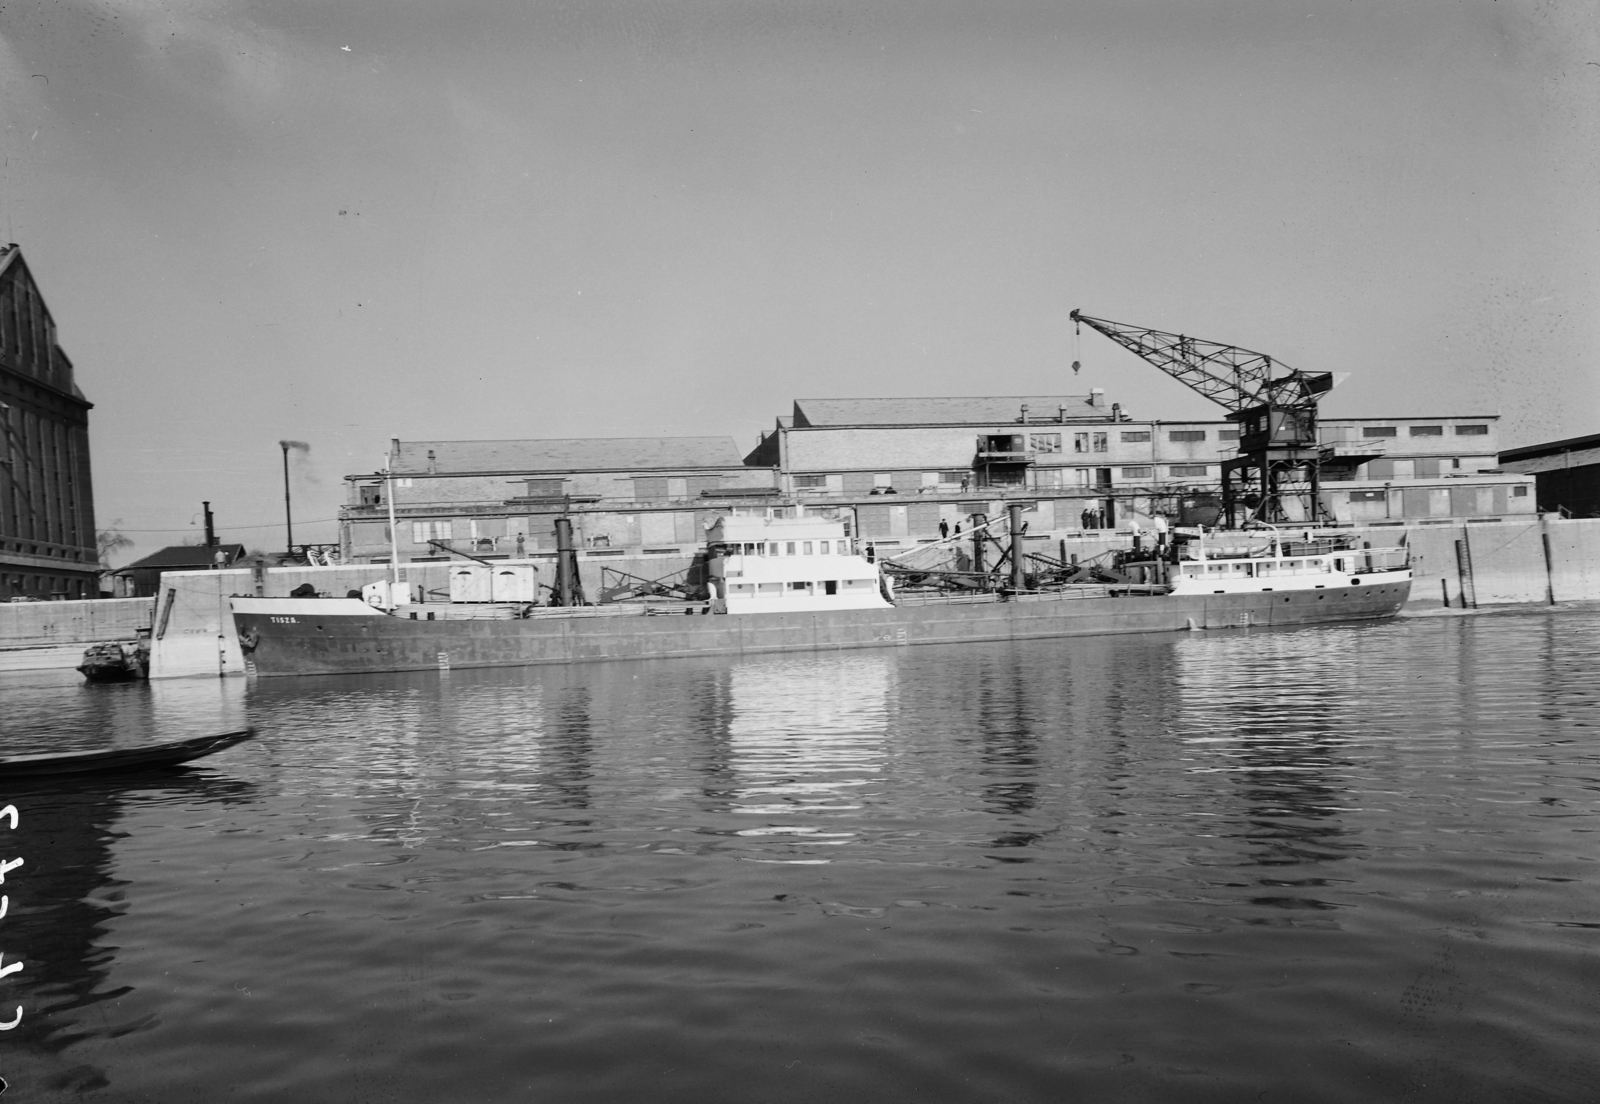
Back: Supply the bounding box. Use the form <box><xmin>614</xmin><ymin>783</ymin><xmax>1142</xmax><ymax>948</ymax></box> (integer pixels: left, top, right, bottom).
<box><xmin>1111</xmin><ymin>402</ymin><xmax>1122</xmax><ymax>422</ymax></box>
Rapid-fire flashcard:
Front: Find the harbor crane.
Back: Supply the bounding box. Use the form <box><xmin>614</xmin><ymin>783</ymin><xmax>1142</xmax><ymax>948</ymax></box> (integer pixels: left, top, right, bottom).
<box><xmin>1069</xmin><ymin>310</ymin><xmax>1339</xmax><ymax>527</ymax></box>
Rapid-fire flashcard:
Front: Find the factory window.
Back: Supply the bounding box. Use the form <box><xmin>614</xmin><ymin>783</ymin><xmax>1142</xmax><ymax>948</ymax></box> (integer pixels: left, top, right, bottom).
<box><xmin>1168</xmin><ymin>430</ymin><xmax>1207</xmax><ymax>442</ymax></box>
<box><xmin>1076</xmin><ymin>469</ymin><xmax>1091</xmax><ymax>486</ymax></box>
<box><xmin>1218</xmin><ymin>429</ymin><xmax>1240</xmax><ymax>441</ymax></box>
<box><xmin>1409</xmin><ymin>425</ymin><xmax>1444</xmax><ymax>437</ymax></box>
<box><xmin>1362</xmin><ymin>426</ymin><xmax>1397</xmax><ymax>438</ymax></box>
<box><xmin>411</xmin><ymin>521</ymin><xmax>453</xmax><ymax>544</ymax></box>
<box><xmin>873</xmin><ymin>473</ymin><xmax>894</xmax><ymax>488</ymax></box>
<box><xmin>1120</xmin><ymin>431</ymin><xmax>1151</xmax><ymax>443</ymax></box>
<box><xmin>359</xmin><ymin>485</ymin><xmax>382</xmax><ymax>507</ymax></box>
<box><xmin>793</xmin><ymin>474</ymin><xmax>827</xmax><ymax>489</ymax></box>
<box><xmin>1454</xmin><ymin>424</ymin><xmax>1489</xmax><ymax>436</ymax></box>
<box><xmin>526</xmin><ymin>478</ymin><xmax>566</xmax><ymax>497</ymax></box>
<box><xmin>938</xmin><ymin>470</ymin><xmax>968</xmax><ymax>484</ymax></box>
<box><xmin>1029</xmin><ymin>433</ymin><xmax>1062</xmax><ymax>453</ymax></box>
<box><xmin>1120</xmin><ymin>467</ymin><xmax>1153</xmax><ymax>480</ymax></box>
<box><xmin>1093</xmin><ymin>433</ymin><xmax>1108</xmax><ymax>453</ymax></box>
<box><xmin>1168</xmin><ymin>464</ymin><xmax>1208</xmax><ymax>477</ymax></box>
<box><xmin>802</xmin><ymin>541</ymin><xmax>814</xmax><ymax>555</ymax></box>
<box><xmin>1074</xmin><ymin>433</ymin><xmax>1090</xmax><ymax>453</ymax></box>
<box><xmin>1513</xmin><ymin>486</ymin><xmax>1528</xmax><ymax>497</ymax></box>
<box><xmin>837</xmin><ymin>540</ymin><xmax>850</xmax><ymax>554</ymax></box>
<box><xmin>785</xmin><ymin>542</ymin><xmax>796</xmax><ymax>555</ymax></box>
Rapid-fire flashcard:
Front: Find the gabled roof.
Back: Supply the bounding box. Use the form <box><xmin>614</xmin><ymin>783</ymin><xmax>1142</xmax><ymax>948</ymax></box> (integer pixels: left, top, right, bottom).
<box><xmin>392</xmin><ymin>437</ymin><xmax>748</xmax><ymax>475</ymax></box>
<box><xmin>1499</xmin><ymin>431</ymin><xmax>1600</xmax><ymax>465</ymax></box>
<box><xmin>117</xmin><ymin>544</ymin><xmax>248</xmax><ymax>573</ymax></box>
<box><xmin>791</xmin><ymin>396</ymin><xmax>1102</xmax><ymax>427</ymax></box>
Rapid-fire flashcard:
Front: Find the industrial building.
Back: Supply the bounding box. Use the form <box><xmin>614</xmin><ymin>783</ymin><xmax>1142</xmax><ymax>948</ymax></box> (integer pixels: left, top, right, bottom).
<box><xmin>338</xmin><ymin>396</ymin><xmax>1533</xmax><ymax>564</ymax></box>
<box><xmin>341</xmin><ymin>437</ymin><xmax>778</xmax><ymax>563</ymax></box>
<box><xmin>0</xmin><ymin>244</ymin><xmax>100</xmax><ymax>599</ymax></box>
<box><xmin>1498</xmin><ymin>432</ymin><xmax>1600</xmax><ymax>518</ymax></box>
<box><xmin>743</xmin><ymin>397</ymin><xmax>1531</xmax><ymax>546</ymax></box>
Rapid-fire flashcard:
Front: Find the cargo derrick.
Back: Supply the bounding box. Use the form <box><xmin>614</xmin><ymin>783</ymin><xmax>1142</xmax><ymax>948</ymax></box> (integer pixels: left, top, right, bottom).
<box><xmin>879</xmin><ymin>503</ymin><xmax>1149</xmax><ymax>596</ymax></box>
<box><xmin>1069</xmin><ymin>311</ymin><xmax>1337</xmax><ymax>527</ymax></box>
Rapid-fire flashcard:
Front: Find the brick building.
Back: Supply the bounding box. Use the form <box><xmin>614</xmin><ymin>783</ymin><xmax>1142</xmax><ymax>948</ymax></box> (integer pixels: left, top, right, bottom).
<box><xmin>0</xmin><ymin>245</ymin><xmax>99</xmax><ymax>599</ymax></box>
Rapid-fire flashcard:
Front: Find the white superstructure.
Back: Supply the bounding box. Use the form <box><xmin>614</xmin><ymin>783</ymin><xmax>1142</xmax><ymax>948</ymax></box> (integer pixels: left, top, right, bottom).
<box><xmin>708</xmin><ymin>516</ymin><xmax>891</xmax><ymax>614</ymax></box>
<box><xmin>1166</xmin><ymin>525</ymin><xmax>1411</xmax><ymax>596</ymax></box>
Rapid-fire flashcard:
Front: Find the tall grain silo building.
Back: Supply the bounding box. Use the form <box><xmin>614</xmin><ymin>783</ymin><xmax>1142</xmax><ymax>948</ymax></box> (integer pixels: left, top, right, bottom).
<box><xmin>0</xmin><ymin>244</ymin><xmax>99</xmax><ymax>599</ymax></box>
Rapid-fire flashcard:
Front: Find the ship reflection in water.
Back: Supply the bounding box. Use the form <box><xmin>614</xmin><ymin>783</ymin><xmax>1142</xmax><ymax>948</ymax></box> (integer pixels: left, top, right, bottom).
<box><xmin>1</xmin><ymin>612</ymin><xmax>1598</xmax><ymax>1101</ymax></box>
<box><xmin>722</xmin><ymin>656</ymin><xmax>890</xmax><ymax>855</ymax></box>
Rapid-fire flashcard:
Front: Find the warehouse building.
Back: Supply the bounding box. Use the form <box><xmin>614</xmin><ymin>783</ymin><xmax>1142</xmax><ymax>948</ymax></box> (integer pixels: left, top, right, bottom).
<box><xmin>338</xmin><ymin>400</ymin><xmax>1533</xmax><ymax>564</ymax></box>
<box><xmin>341</xmin><ymin>437</ymin><xmax>778</xmax><ymax>563</ymax></box>
<box><xmin>1498</xmin><ymin>432</ymin><xmax>1600</xmax><ymax>518</ymax></box>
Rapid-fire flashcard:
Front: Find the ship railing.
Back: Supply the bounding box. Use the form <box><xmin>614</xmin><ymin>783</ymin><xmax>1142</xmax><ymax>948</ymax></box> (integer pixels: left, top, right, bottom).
<box><xmin>893</xmin><ymin>584</ymin><xmax>1139</xmax><ymax>606</ymax></box>
<box><xmin>400</xmin><ymin>601</ymin><xmax>706</xmax><ymax>622</ymax></box>
<box><xmin>1358</xmin><ymin>547</ymin><xmax>1410</xmax><ymax>572</ymax></box>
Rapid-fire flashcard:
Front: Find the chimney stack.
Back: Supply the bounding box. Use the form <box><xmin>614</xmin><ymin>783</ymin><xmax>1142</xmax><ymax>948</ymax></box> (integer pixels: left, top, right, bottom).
<box><xmin>1019</xmin><ymin>403</ymin><xmax>1030</xmax><ymax>424</ymax></box>
<box><xmin>1089</xmin><ymin>388</ymin><xmax>1105</xmax><ymax>408</ymax></box>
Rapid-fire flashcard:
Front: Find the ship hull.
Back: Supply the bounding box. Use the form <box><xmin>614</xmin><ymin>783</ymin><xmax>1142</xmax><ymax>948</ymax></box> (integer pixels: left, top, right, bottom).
<box><xmin>234</xmin><ymin>576</ymin><xmax>1411</xmax><ymax>678</ymax></box>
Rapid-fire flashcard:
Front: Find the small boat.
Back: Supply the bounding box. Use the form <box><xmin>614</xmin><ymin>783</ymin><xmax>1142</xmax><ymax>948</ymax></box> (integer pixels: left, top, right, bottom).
<box><xmin>0</xmin><ymin>729</ymin><xmax>254</xmax><ymax>778</ymax></box>
<box><xmin>77</xmin><ymin>633</ymin><xmax>151</xmax><ymax>682</ymax></box>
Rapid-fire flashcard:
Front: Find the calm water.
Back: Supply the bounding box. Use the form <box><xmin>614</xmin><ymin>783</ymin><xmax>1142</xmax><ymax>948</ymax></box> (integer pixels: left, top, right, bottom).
<box><xmin>1</xmin><ymin>610</ymin><xmax>1598</xmax><ymax>1102</ymax></box>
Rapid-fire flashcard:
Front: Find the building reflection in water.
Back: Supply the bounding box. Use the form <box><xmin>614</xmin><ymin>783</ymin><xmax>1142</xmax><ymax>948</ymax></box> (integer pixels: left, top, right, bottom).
<box><xmin>711</xmin><ymin>654</ymin><xmax>892</xmax><ymax>851</ymax></box>
<box><xmin>3</xmin><ymin>774</ymin><xmax>255</xmax><ymax>1094</ymax></box>
<box><xmin>1174</xmin><ymin>628</ymin><xmax>1368</xmax><ymax>877</ymax></box>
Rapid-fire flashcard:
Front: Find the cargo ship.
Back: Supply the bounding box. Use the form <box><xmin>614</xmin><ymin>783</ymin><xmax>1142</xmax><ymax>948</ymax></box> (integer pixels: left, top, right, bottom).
<box><xmin>230</xmin><ymin>511</ymin><xmax>1411</xmax><ymax>678</ymax></box>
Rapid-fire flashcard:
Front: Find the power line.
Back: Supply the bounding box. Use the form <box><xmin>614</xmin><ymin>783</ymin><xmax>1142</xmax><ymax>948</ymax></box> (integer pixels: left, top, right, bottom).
<box><xmin>106</xmin><ymin>518</ymin><xmax>341</xmax><ymax>534</ymax></box>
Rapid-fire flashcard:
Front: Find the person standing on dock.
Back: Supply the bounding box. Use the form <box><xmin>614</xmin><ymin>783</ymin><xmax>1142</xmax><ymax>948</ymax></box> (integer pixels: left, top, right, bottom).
<box><xmin>939</xmin><ymin>519</ymin><xmax>950</xmax><ymax>539</ymax></box>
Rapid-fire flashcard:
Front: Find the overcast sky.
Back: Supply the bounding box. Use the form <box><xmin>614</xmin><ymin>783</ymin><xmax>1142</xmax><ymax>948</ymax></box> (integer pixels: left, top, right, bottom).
<box><xmin>3</xmin><ymin>0</ymin><xmax>1596</xmax><ymax>564</ymax></box>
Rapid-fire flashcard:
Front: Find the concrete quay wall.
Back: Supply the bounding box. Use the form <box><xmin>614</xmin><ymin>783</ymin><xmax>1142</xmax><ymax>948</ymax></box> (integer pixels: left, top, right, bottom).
<box><xmin>1348</xmin><ymin>516</ymin><xmax>1600</xmax><ymax>608</ymax></box>
<box><xmin>0</xmin><ymin>596</ymin><xmax>154</xmax><ymax>670</ymax></box>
